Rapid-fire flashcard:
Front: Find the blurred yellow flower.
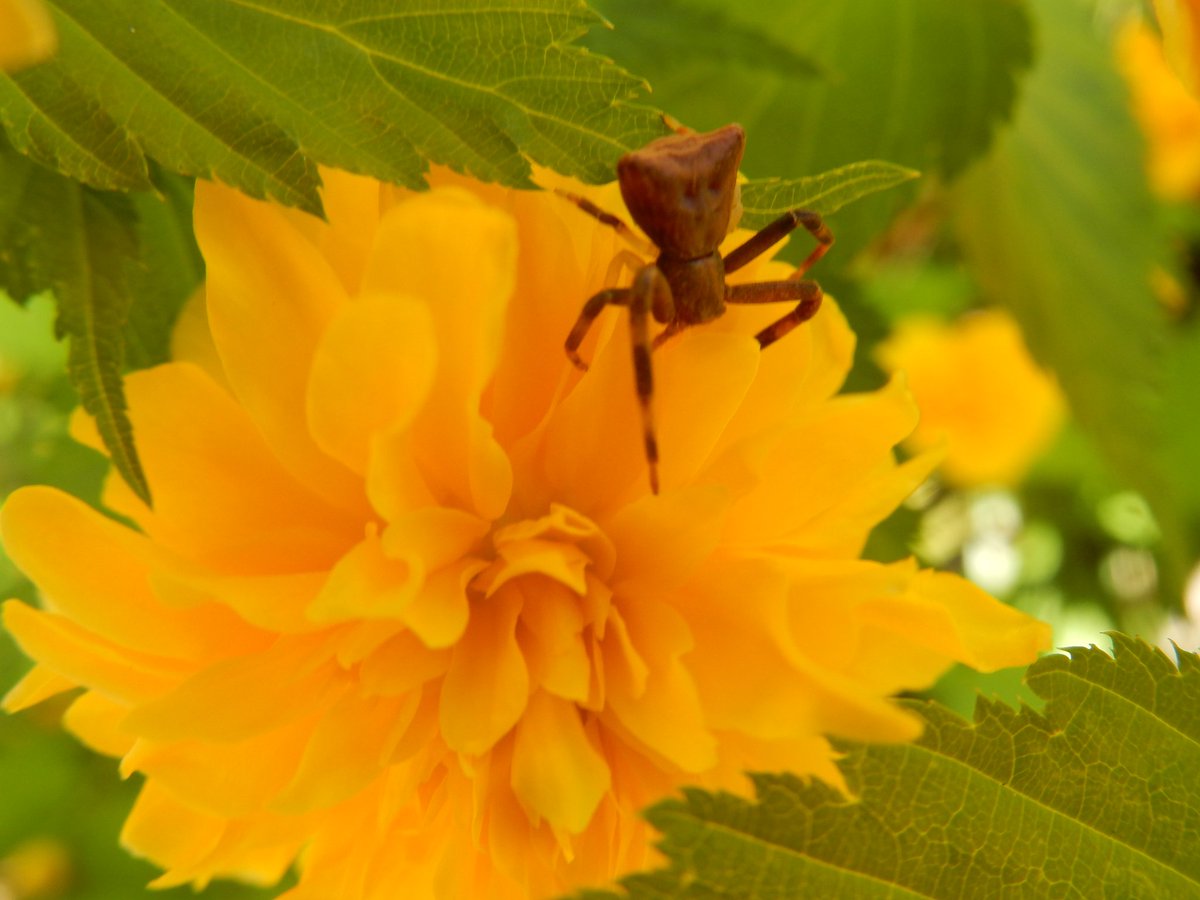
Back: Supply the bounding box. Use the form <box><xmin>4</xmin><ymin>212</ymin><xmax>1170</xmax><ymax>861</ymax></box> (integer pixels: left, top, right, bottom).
<box><xmin>876</xmin><ymin>309</ymin><xmax>1065</xmax><ymax>488</ymax></box>
<box><xmin>0</xmin><ymin>0</ymin><xmax>55</xmax><ymax>71</ymax></box>
<box><xmin>1119</xmin><ymin>17</ymin><xmax>1200</xmax><ymax>199</ymax></box>
<box><xmin>1153</xmin><ymin>0</ymin><xmax>1200</xmax><ymax>97</ymax></box>
<box><xmin>2</xmin><ymin>170</ymin><xmax>1049</xmax><ymax>898</ymax></box>
<box><xmin>0</xmin><ymin>837</ymin><xmax>71</xmax><ymax>898</ymax></box>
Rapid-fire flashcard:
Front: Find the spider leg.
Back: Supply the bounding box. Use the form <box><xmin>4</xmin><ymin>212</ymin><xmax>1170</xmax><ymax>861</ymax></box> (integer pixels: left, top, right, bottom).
<box><xmin>628</xmin><ymin>265</ymin><xmax>673</xmax><ymax>494</ymax></box>
<box><xmin>555</xmin><ymin>189</ymin><xmax>656</xmax><ymax>256</ymax></box>
<box><xmin>727</xmin><ymin>280</ymin><xmax>824</xmax><ymax>350</ymax></box>
<box><xmin>722</xmin><ymin>209</ymin><xmax>834</xmax><ymax>279</ymax></box>
<box><xmin>660</xmin><ymin>112</ymin><xmax>693</xmax><ymax>135</ymax></box>
<box><xmin>565</xmin><ymin>287</ymin><xmax>634</xmax><ymax>371</ymax></box>
<box><xmin>652</xmin><ymin>320</ymin><xmax>686</xmax><ymax>350</ymax></box>
<box><xmin>604</xmin><ymin>249</ymin><xmax>646</xmax><ymax>290</ymax></box>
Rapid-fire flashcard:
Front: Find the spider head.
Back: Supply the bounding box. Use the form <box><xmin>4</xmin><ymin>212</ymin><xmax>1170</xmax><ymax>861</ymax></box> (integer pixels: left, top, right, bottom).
<box><xmin>617</xmin><ymin>124</ymin><xmax>745</xmax><ymax>260</ymax></box>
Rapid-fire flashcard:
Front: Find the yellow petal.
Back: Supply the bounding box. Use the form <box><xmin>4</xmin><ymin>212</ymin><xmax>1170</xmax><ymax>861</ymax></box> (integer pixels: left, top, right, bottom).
<box><xmin>364</xmin><ymin>428</ymin><xmax>439</xmax><ymax>521</ymax></box>
<box><xmin>710</xmin><ymin>297</ymin><xmax>855</xmax><ymax>458</ymax></box>
<box><xmin>2</xmin><ymin>485</ymin><xmax>260</xmax><ymax>659</ymax></box>
<box><xmin>870</xmin><ymin>568</ymin><xmax>1053</xmax><ymax>674</ymax></box>
<box><xmin>478</xmin><ymin>538</ymin><xmax>591</xmax><ymax>598</ymax></box>
<box><xmin>401</xmin><ymin>557</ymin><xmax>486</xmax><ymax>649</ymax></box>
<box><xmin>514</xmin><ymin>579</ymin><xmax>590</xmax><ymax>703</ymax></box>
<box><xmin>0</xmin><ymin>0</ymin><xmax>55</xmax><ymax>71</ymax></box>
<box><xmin>307</xmin><ymin>532</ymin><xmax>420</xmax><ymax>624</ymax></box>
<box><xmin>121</xmin><ymin>714</ymin><xmax>315</xmax><ymax>818</ymax></box>
<box><xmin>122</xmin><ymin>635</ymin><xmax>339</xmax><ymax>742</ymax></box>
<box><xmin>770</xmin><ymin>556</ymin><xmax>1015</xmax><ymax>698</ymax></box>
<box><xmin>194</xmin><ymin>179</ymin><xmax>363</xmax><ymax>512</ymax></box>
<box><xmin>62</xmin><ymin>691</ymin><xmax>135</xmax><ymax>757</ymax></box>
<box><xmin>604</xmin><ymin>592</ymin><xmax>716</xmax><ymax>772</ymax></box>
<box><xmin>492</xmin><ymin>504</ymin><xmax>616</xmax><ymax>576</ymax></box>
<box><xmin>128</xmin><ymin>782</ymin><xmax>305</xmax><ymax>890</ymax></box>
<box><xmin>723</xmin><ymin>374</ymin><xmax>921</xmax><ymax>549</ymax></box>
<box><xmin>170</xmin><ymin>284</ymin><xmax>230</xmax><ymax>390</ymax></box>
<box><xmin>1</xmin><ymin>664</ymin><xmax>74</xmax><ymax>712</ymax></box>
<box><xmin>487</xmin><ymin>189</ymin><xmax>591</xmax><ymax>448</ymax></box>
<box><xmin>539</xmin><ymin>317</ymin><xmax>651</xmax><ymax>512</ymax></box>
<box><xmin>358</xmin><ymin>630</ymin><xmax>450</xmax><ymax>697</ymax></box>
<box><xmin>792</xmin><ymin>443</ymin><xmax>941</xmax><ymax>559</ymax></box>
<box><xmin>440</xmin><ymin>586</ymin><xmax>528</xmax><ymax>755</ymax></box>
<box><xmin>147</xmin><ymin>818</ymin><xmax>301</xmax><ymax>892</ymax></box>
<box><xmin>708</xmin><ymin>731</ymin><xmax>847</xmax><ymax>798</ymax></box>
<box><xmin>120</xmin><ymin>363</ymin><xmax>363</xmax><ymax>573</ymax></box>
<box><xmin>307</xmin><ymin>167</ymin><xmax>383</xmax><ymax>295</ymax></box>
<box><xmin>121</xmin><ymin>781</ymin><xmax>224</xmax><ymax>882</ymax></box>
<box><xmin>602</xmin><ymin>485</ymin><xmax>727</xmax><ymax>591</ymax></box>
<box><xmin>770</xmin><ymin>557</ymin><xmax>917</xmax><ymax>677</ymax></box>
<box><xmin>654</xmin><ymin>331</ymin><xmax>760</xmax><ymax>490</ymax></box>
<box><xmin>306</xmin><ymin>291</ymin><xmax>437</xmax><ymax>473</ymax></box>
<box><xmin>380</xmin><ymin>506</ymin><xmax>492</xmax><ymax>571</ymax></box>
<box><xmin>511</xmin><ymin>692</ymin><xmax>610</xmax><ymax>832</ymax></box>
<box><xmin>600</xmin><ymin>603</ymin><xmax>648</xmax><ymax>701</ymax></box>
<box><xmin>542</xmin><ymin>323</ymin><xmax>758</xmax><ymax>510</ymax></box>
<box><xmin>152</xmin><ymin>567</ymin><xmax>328</xmax><ymax>635</ymax></box>
<box><xmin>385</xmin><ymin>681</ymin><xmax>442</xmax><ymax>765</ymax></box>
<box><xmin>275</xmin><ymin>690</ymin><xmax>413</xmax><ymax>813</ymax></box>
<box><xmin>2</xmin><ymin>601</ymin><xmax>186</xmax><ymax>705</ymax></box>
<box><xmin>476</xmin><ymin>737</ymin><xmax>540</xmax><ymax>886</ymax></box>
<box><xmin>681</xmin><ymin>559</ymin><xmax>922</xmax><ymax>743</ymax></box>
<box><xmin>333</xmin><ymin>619</ymin><xmax>404</xmax><ymax>667</ymax></box>
<box><xmin>322</xmin><ymin>542</ymin><xmax>485</xmax><ymax>652</ymax></box>
<box><xmin>796</xmin><ymin>294</ymin><xmax>856</xmax><ymax>405</ymax></box>
<box><xmin>363</xmin><ymin>188</ymin><xmax>516</xmax><ymax>519</ymax></box>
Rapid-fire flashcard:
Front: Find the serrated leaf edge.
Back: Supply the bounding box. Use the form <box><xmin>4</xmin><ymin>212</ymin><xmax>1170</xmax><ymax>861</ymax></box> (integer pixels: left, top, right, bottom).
<box><xmin>741</xmin><ymin>160</ymin><xmax>920</xmax><ymax>221</ymax></box>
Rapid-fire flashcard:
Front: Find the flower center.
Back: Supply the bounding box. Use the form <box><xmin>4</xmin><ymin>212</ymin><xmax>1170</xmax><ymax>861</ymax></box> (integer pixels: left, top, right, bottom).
<box><xmin>476</xmin><ymin>504</ymin><xmax>616</xmax><ymax>598</ymax></box>
<box><xmin>471</xmin><ymin>504</ymin><xmax>618</xmax><ymax>712</ymax></box>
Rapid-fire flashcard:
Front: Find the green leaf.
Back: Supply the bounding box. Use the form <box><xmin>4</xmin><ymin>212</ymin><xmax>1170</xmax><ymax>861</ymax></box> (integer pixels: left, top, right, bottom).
<box><xmin>122</xmin><ymin>171</ymin><xmax>203</xmax><ymax>370</ymax></box>
<box><xmin>0</xmin><ymin>142</ymin><xmax>49</xmax><ymax>304</ymax></box>
<box><xmin>951</xmin><ymin>0</ymin><xmax>1185</xmax><ymax>581</ymax></box>
<box><xmin>55</xmin><ymin>191</ymin><xmax>150</xmax><ymax>507</ymax></box>
<box><xmin>0</xmin><ymin>139</ymin><xmax>150</xmax><ymax>506</ymax></box>
<box><xmin>578</xmin><ymin>636</ymin><xmax>1200</xmax><ymax>899</ymax></box>
<box><xmin>739</xmin><ymin>161</ymin><xmax>920</xmax><ymax>229</ymax></box>
<box><xmin>587</xmin><ymin>0</ymin><xmax>1032</xmax><ymax>263</ymax></box>
<box><xmin>579</xmin><ymin>0</ymin><xmax>824</xmax><ymax>83</ymax></box>
<box><xmin>1</xmin><ymin>0</ymin><xmax>665</xmax><ymax>215</ymax></box>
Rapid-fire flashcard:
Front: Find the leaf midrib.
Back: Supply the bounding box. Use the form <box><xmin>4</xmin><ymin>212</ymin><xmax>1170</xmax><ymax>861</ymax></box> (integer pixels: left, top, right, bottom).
<box><xmin>659</xmin><ymin>805</ymin><xmax>934</xmax><ymax>899</ymax></box>
<box><xmin>2</xmin><ymin>70</ymin><xmax>138</xmax><ymax>186</ymax></box>
<box><xmin>225</xmin><ymin>0</ymin><xmax>636</xmax><ymax>156</ymax></box>
<box><xmin>51</xmin><ymin>2</ymin><xmax>308</xmax><ymax>204</ymax></box>
<box><xmin>898</xmin><ymin>724</ymin><xmax>1200</xmax><ymax>889</ymax></box>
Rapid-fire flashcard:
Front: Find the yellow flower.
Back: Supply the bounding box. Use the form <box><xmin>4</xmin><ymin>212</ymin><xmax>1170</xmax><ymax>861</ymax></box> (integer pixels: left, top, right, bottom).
<box><xmin>0</xmin><ymin>837</ymin><xmax>71</xmax><ymax>897</ymax></box>
<box><xmin>0</xmin><ymin>0</ymin><xmax>55</xmax><ymax>71</ymax></box>
<box><xmin>2</xmin><ymin>168</ymin><xmax>1050</xmax><ymax>898</ymax></box>
<box><xmin>1153</xmin><ymin>0</ymin><xmax>1200</xmax><ymax>97</ymax></box>
<box><xmin>876</xmin><ymin>309</ymin><xmax>1065</xmax><ymax>488</ymax></box>
<box><xmin>1118</xmin><ymin>17</ymin><xmax>1200</xmax><ymax>200</ymax></box>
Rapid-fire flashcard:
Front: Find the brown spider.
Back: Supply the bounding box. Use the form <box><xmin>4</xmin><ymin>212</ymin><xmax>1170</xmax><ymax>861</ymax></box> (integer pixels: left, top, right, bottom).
<box><xmin>562</xmin><ymin>122</ymin><xmax>833</xmax><ymax>494</ymax></box>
